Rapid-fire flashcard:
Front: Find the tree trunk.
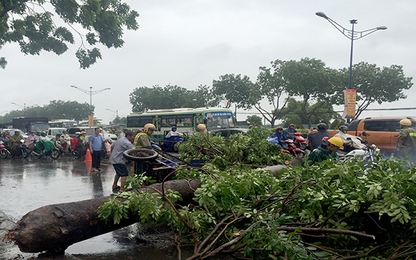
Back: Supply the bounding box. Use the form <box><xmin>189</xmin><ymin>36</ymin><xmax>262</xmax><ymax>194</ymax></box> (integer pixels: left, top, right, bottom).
<box><xmin>6</xmin><ymin>179</ymin><xmax>200</xmax><ymax>254</ymax></box>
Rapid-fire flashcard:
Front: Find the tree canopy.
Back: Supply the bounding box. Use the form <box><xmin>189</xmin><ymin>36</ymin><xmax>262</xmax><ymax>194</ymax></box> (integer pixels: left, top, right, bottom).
<box><xmin>129</xmin><ymin>84</ymin><xmax>220</xmax><ymax>113</ymax></box>
<box><xmin>335</xmin><ymin>62</ymin><xmax>413</xmax><ymax>119</ymax></box>
<box><xmin>0</xmin><ymin>0</ymin><xmax>139</xmax><ymax>69</ymax></box>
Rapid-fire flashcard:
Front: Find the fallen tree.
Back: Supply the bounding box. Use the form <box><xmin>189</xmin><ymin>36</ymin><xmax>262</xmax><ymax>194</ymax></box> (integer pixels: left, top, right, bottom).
<box><xmin>6</xmin><ymin>179</ymin><xmax>200</xmax><ymax>253</ymax></box>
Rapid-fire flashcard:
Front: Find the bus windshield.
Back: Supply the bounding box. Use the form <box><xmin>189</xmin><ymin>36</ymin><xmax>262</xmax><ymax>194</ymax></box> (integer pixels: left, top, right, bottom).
<box><xmin>205</xmin><ymin>112</ymin><xmax>235</xmax><ymax>129</ymax></box>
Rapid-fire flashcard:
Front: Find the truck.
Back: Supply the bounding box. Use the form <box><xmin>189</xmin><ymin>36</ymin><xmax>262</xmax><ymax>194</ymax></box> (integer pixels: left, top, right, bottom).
<box><xmin>12</xmin><ymin>117</ymin><xmax>49</xmax><ymax>133</ymax></box>
<box><xmin>328</xmin><ymin>117</ymin><xmax>416</xmax><ymax>153</ymax></box>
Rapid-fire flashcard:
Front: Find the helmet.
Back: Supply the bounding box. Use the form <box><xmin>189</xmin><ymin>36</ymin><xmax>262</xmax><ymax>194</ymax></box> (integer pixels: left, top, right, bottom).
<box><xmin>136</xmin><ymin>129</ymin><xmax>142</xmax><ymax>133</ymax></box>
<box><xmin>196</xmin><ymin>124</ymin><xmax>206</xmax><ymax>132</ymax></box>
<box><xmin>339</xmin><ymin>125</ymin><xmax>348</xmax><ymax>132</ymax></box>
<box><xmin>143</xmin><ymin>123</ymin><xmax>156</xmax><ymax>133</ymax></box>
<box><xmin>41</xmin><ymin>132</ymin><xmax>47</xmax><ymax>137</ymax></box>
<box><xmin>171</xmin><ymin>126</ymin><xmax>177</xmax><ymax>131</ymax></box>
<box><xmin>276</xmin><ymin>126</ymin><xmax>283</xmax><ymax>131</ymax></box>
<box><xmin>328</xmin><ymin>137</ymin><xmax>344</xmax><ymax>150</ymax></box>
<box><xmin>400</xmin><ymin>118</ymin><xmax>412</xmax><ymax>126</ymax></box>
<box><xmin>317</xmin><ymin>123</ymin><xmax>328</xmax><ymax>130</ymax></box>
<box><xmin>289</xmin><ymin>123</ymin><xmax>295</xmax><ymax>127</ymax></box>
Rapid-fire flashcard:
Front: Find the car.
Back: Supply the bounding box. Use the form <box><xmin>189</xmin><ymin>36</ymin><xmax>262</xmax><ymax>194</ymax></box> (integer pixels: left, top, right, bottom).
<box><xmin>47</xmin><ymin>128</ymin><xmax>67</xmax><ymax>140</ymax></box>
<box><xmin>2</xmin><ymin>129</ymin><xmax>29</xmax><ymax>139</ymax></box>
<box><xmin>210</xmin><ymin>128</ymin><xmax>248</xmax><ymax>139</ymax></box>
<box><xmin>67</xmin><ymin>127</ymin><xmax>83</xmax><ymax>138</ymax></box>
<box><xmin>101</xmin><ymin>129</ymin><xmax>118</xmax><ymax>141</ymax></box>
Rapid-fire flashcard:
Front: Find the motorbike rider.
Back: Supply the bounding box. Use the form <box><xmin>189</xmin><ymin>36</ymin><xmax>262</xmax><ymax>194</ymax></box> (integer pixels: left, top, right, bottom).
<box><xmin>334</xmin><ymin>125</ymin><xmax>366</xmax><ymax>153</ymax></box>
<box><xmin>270</xmin><ymin>126</ymin><xmax>288</xmax><ymax>149</ymax></box>
<box><xmin>25</xmin><ymin>132</ymin><xmax>37</xmax><ymax>145</ymax></box>
<box><xmin>397</xmin><ymin>118</ymin><xmax>416</xmax><ymax>163</ymax></box>
<box><xmin>58</xmin><ymin>130</ymin><xmax>71</xmax><ymax>152</ymax></box>
<box><xmin>284</xmin><ymin>123</ymin><xmax>297</xmax><ymax>139</ymax></box>
<box><xmin>307</xmin><ymin>123</ymin><xmax>330</xmax><ymax>150</ymax></box>
<box><xmin>165</xmin><ymin>126</ymin><xmax>182</xmax><ymax>138</ymax></box>
<box><xmin>134</xmin><ymin>123</ymin><xmax>156</xmax><ymax>149</ymax></box>
<box><xmin>308</xmin><ymin>136</ymin><xmax>344</xmax><ymax>165</ymax></box>
<box><xmin>0</xmin><ymin>131</ymin><xmax>10</xmax><ymax>147</ymax></box>
<box><xmin>8</xmin><ymin>130</ymin><xmax>24</xmax><ymax>156</ymax></box>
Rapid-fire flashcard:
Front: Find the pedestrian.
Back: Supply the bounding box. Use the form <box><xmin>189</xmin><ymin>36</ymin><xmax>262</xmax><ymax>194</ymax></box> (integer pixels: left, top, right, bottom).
<box><xmin>110</xmin><ymin>130</ymin><xmax>136</xmax><ymax>193</ymax></box>
<box><xmin>89</xmin><ymin>128</ymin><xmax>104</xmax><ymax>172</ymax></box>
<box><xmin>307</xmin><ymin>123</ymin><xmax>330</xmax><ymax>150</ymax></box>
<box><xmin>397</xmin><ymin>118</ymin><xmax>416</xmax><ymax>163</ymax></box>
<box><xmin>308</xmin><ymin>136</ymin><xmax>344</xmax><ymax>165</ymax></box>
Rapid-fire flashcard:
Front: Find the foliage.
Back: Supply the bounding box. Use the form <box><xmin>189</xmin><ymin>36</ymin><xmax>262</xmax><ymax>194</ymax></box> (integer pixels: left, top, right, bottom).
<box><xmin>99</xmin><ymin>151</ymin><xmax>416</xmax><ymax>259</ymax></box>
<box><xmin>246</xmin><ymin>115</ymin><xmax>262</xmax><ymax>126</ymax></box>
<box><xmin>129</xmin><ymin>84</ymin><xmax>220</xmax><ymax>113</ymax></box>
<box><xmin>279</xmin><ymin>98</ymin><xmax>342</xmax><ymax>128</ymax></box>
<box><xmin>0</xmin><ymin>100</ymin><xmax>90</xmax><ymax>123</ymax></box>
<box><xmin>334</xmin><ymin>62</ymin><xmax>413</xmax><ymax>119</ymax></box>
<box><xmin>176</xmin><ymin>127</ymin><xmax>292</xmax><ymax>168</ymax></box>
<box><xmin>212</xmin><ymin>74</ymin><xmax>259</xmax><ymax>109</ymax></box>
<box><xmin>0</xmin><ymin>0</ymin><xmax>139</xmax><ymax>68</ymax></box>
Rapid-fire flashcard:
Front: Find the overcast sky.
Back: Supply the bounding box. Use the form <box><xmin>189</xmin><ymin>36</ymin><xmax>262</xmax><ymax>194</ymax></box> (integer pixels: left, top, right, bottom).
<box><xmin>1</xmin><ymin>0</ymin><xmax>415</xmax><ymax>124</ymax></box>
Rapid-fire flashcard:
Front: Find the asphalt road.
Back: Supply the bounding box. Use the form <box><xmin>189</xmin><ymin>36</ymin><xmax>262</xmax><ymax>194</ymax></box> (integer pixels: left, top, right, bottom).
<box><xmin>0</xmin><ymin>154</ymin><xmax>177</xmax><ymax>259</ymax></box>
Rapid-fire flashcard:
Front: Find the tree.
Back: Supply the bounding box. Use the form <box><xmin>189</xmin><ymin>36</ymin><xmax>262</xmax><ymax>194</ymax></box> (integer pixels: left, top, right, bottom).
<box><xmin>0</xmin><ymin>0</ymin><xmax>139</xmax><ymax>69</ymax></box>
<box><xmin>246</xmin><ymin>115</ymin><xmax>262</xmax><ymax>126</ymax></box>
<box><xmin>129</xmin><ymin>84</ymin><xmax>219</xmax><ymax>113</ymax></box>
<box><xmin>212</xmin><ymin>74</ymin><xmax>258</xmax><ymax>109</ymax></box>
<box><xmin>0</xmin><ymin>100</ymin><xmax>90</xmax><ymax>123</ymax></box>
<box><xmin>279</xmin><ymin>98</ymin><xmax>342</xmax><ymax>127</ymax></box>
<box><xmin>280</xmin><ymin>58</ymin><xmax>341</xmax><ymax>127</ymax></box>
<box><xmin>335</xmin><ymin>62</ymin><xmax>413</xmax><ymax>119</ymax></box>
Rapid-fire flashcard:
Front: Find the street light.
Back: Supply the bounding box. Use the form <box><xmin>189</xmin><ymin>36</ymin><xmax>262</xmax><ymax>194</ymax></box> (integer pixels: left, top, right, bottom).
<box><xmin>11</xmin><ymin>102</ymin><xmax>26</xmax><ymax>110</ymax></box>
<box><xmin>315</xmin><ymin>11</ymin><xmax>387</xmax><ymax>120</ymax></box>
<box><xmin>106</xmin><ymin>108</ymin><xmax>119</xmax><ymax>118</ymax></box>
<box><xmin>70</xmin><ymin>85</ymin><xmax>111</xmax><ymax>126</ymax></box>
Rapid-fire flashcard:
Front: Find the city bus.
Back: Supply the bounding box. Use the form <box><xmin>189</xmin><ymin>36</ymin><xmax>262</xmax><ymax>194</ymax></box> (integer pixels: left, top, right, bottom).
<box><xmin>48</xmin><ymin>119</ymin><xmax>77</xmax><ymax>128</ymax></box>
<box><xmin>126</xmin><ymin>107</ymin><xmax>237</xmax><ymax>139</ymax></box>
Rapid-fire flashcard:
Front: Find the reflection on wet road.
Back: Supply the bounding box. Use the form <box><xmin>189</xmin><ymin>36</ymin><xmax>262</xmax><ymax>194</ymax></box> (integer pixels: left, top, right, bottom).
<box><xmin>0</xmin><ymin>156</ymin><xmax>177</xmax><ymax>259</ymax></box>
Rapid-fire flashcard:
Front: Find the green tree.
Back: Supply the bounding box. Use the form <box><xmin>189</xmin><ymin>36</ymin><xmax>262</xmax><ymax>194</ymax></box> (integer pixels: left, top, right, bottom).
<box><xmin>129</xmin><ymin>84</ymin><xmax>219</xmax><ymax>112</ymax></box>
<box><xmin>279</xmin><ymin>98</ymin><xmax>341</xmax><ymax>127</ymax></box>
<box><xmin>335</xmin><ymin>62</ymin><xmax>413</xmax><ymax>119</ymax></box>
<box><xmin>246</xmin><ymin>115</ymin><xmax>262</xmax><ymax>126</ymax></box>
<box><xmin>280</xmin><ymin>58</ymin><xmax>340</xmax><ymax>127</ymax></box>
<box><xmin>212</xmin><ymin>74</ymin><xmax>258</xmax><ymax>109</ymax></box>
<box><xmin>0</xmin><ymin>0</ymin><xmax>139</xmax><ymax>69</ymax></box>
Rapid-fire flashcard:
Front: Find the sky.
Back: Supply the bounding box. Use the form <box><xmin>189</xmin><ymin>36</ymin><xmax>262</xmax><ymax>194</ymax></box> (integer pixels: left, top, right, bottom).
<box><xmin>1</xmin><ymin>0</ymin><xmax>416</xmax><ymax>125</ymax></box>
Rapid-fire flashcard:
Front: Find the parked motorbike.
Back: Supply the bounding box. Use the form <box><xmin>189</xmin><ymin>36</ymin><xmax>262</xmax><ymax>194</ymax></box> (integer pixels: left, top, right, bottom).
<box><xmin>28</xmin><ymin>139</ymin><xmax>61</xmax><ymax>159</ymax></box>
<box><xmin>0</xmin><ymin>140</ymin><xmax>11</xmax><ymax>159</ymax></box>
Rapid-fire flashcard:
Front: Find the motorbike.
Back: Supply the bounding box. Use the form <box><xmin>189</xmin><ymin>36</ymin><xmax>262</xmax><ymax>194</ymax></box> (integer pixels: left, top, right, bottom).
<box><xmin>293</xmin><ymin>132</ymin><xmax>308</xmax><ymax>151</ymax></box>
<box><xmin>70</xmin><ymin>137</ymin><xmax>87</xmax><ymax>159</ymax></box>
<box><xmin>163</xmin><ymin>136</ymin><xmax>184</xmax><ymax>152</ymax></box>
<box><xmin>338</xmin><ymin>143</ymin><xmax>380</xmax><ymax>163</ymax></box>
<box><xmin>267</xmin><ymin>136</ymin><xmax>306</xmax><ymax>158</ymax></box>
<box><xmin>27</xmin><ymin>139</ymin><xmax>61</xmax><ymax>159</ymax></box>
<box><xmin>0</xmin><ymin>140</ymin><xmax>11</xmax><ymax>159</ymax></box>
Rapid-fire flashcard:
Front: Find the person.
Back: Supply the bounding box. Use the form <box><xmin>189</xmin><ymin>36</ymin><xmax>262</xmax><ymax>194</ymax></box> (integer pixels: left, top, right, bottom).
<box><xmin>0</xmin><ymin>131</ymin><xmax>10</xmax><ymax>147</ymax></box>
<box><xmin>134</xmin><ymin>123</ymin><xmax>155</xmax><ymax>148</ymax></box>
<box><xmin>58</xmin><ymin>130</ymin><xmax>71</xmax><ymax>152</ymax></box>
<box><xmin>110</xmin><ymin>130</ymin><xmax>136</xmax><ymax>193</ymax></box>
<box><xmin>334</xmin><ymin>125</ymin><xmax>366</xmax><ymax>152</ymax></box>
<box><xmin>307</xmin><ymin>123</ymin><xmax>330</xmax><ymax>150</ymax></box>
<box><xmin>269</xmin><ymin>126</ymin><xmax>288</xmax><ymax>149</ymax></box>
<box><xmin>25</xmin><ymin>132</ymin><xmax>36</xmax><ymax>145</ymax></box>
<box><xmin>308</xmin><ymin>136</ymin><xmax>344</xmax><ymax>165</ymax></box>
<box><xmin>196</xmin><ymin>124</ymin><xmax>206</xmax><ymax>133</ymax></box>
<box><xmin>8</xmin><ymin>130</ymin><xmax>24</xmax><ymax>155</ymax></box>
<box><xmin>89</xmin><ymin>128</ymin><xmax>104</xmax><ymax>172</ymax></box>
<box><xmin>283</xmin><ymin>123</ymin><xmax>297</xmax><ymax>139</ymax></box>
<box><xmin>397</xmin><ymin>118</ymin><xmax>416</xmax><ymax>163</ymax></box>
<box><xmin>165</xmin><ymin>126</ymin><xmax>181</xmax><ymax>138</ymax></box>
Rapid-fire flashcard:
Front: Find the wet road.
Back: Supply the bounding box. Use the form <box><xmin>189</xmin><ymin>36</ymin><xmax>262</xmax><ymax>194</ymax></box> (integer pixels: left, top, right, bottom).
<box><xmin>0</xmin><ymin>154</ymin><xmax>178</xmax><ymax>259</ymax></box>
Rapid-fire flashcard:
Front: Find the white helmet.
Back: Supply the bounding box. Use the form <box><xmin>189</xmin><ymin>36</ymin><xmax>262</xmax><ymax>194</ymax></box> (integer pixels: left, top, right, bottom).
<box><xmin>143</xmin><ymin>123</ymin><xmax>156</xmax><ymax>133</ymax></box>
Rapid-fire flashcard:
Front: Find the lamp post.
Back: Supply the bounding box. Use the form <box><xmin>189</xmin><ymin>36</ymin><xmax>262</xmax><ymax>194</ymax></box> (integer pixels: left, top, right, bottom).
<box><xmin>106</xmin><ymin>108</ymin><xmax>119</xmax><ymax>118</ymax></box>
<box><xmin>315</xmin><ymin>12</ymin><xmax>387</xmax><ymax>120</ymax></box>
<box><xmin>70</xmin><ymin>85</ymin><xmax>111</xmax><ymax>126</ymax></box>
<box><xmin>11</xmin><ymin>102</ymin><xmax>26</xmax><ymax>110</ymax></box>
